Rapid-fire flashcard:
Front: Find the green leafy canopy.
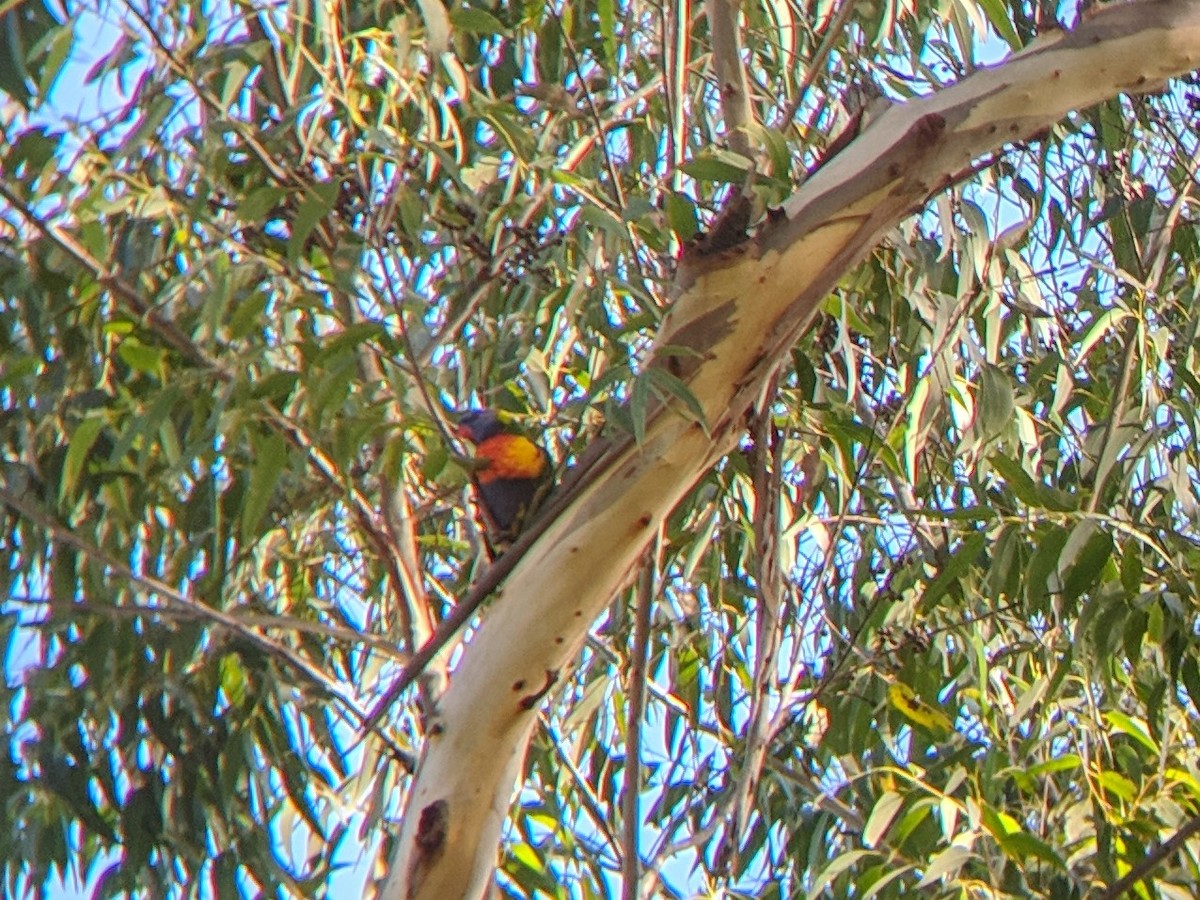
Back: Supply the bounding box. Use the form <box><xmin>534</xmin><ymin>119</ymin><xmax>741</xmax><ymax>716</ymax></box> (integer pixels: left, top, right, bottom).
<box><xmin>3</xmin><ymin>0</ymin><xmax>1200</xmax><ymax>897</ymax></box>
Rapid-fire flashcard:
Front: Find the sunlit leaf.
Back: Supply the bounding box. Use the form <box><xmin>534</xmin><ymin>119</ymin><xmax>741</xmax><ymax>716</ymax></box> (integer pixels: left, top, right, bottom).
<box><xmin>117</xmin><ymin>336</ymin><xmax>167</xmax><ymax>379</ymax></box>
<box><xmin>975</xmin><ymin>364</ymin><xmax>1013</xmax><ymax>441</ymax></box>
<box><xmin>863</xmin><ymin>791</ymin><xmax>903</xmax><ymax>848</ymax></box>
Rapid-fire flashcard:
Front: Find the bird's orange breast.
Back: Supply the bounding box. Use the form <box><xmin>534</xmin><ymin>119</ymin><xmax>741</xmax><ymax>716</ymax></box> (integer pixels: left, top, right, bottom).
<box><xmin>474</xmin><ymin>433</ymin><xmax>548</xmax><ymax>483</ymax></box>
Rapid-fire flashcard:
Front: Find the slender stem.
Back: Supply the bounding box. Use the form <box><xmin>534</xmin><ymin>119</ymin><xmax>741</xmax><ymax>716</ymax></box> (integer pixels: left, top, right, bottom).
<box><xmin>1100</xmin><ymin>814</ymin><xmax>1200</xmax><ymax>900</ymax></box>
<box><xmin>778</xmin><ymin>0</ymin><xmax>861</xmax><ymax>134</ymax></box>
<box><xmin>621</xmin><ymin>541</ymin><xmax>658</xmax><ymax>899</ymax></box>
<box><xmin>726</xmin><ymin>387</ymin><xmax>785</xmax><ymax>867</ymax></box>
<box><xmin>541</xmin><ymin>720</ymin><xmax>623</xmax><ymax>859</ymax></box>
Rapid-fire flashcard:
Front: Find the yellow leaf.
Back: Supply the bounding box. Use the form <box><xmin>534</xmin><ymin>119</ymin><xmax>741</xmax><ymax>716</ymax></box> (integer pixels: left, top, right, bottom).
<box><xmin>888</xmin><ymin>682</ymin><xmax>954</xmax><ymax>734</ymax></box>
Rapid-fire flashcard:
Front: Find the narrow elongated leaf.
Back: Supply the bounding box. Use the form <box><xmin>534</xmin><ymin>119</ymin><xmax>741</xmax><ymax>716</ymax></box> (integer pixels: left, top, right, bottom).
<box><xmin>60</xmin><ymin>415</ymin><xmax>105</xmax><ymax>501</ymax></box>
<box><xmin>919</xmin><ymin>532</ymin><xmax>986</xmax><ymax>612</ymax></box>
<box><xmin>863</xmin><ymin>791</ymin><xmax>903</xmax><ymax>848</ymax></box>
<box><xmin>240</xmin><ymin>433</ymin><xmax>288</xmax><ymax>542</ymax></box>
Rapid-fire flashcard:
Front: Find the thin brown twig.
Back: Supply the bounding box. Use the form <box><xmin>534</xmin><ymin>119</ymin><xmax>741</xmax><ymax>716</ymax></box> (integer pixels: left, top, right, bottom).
<box><xmin>1100</xmin><ymin>813</ymin><xmax>1200</xmax><ymax>899</ymax></box>
<box><xmin>1086</xmin><ymin>143</ymin><xmax>1200</xmax><ymax>515</ymax></box>
<box><xmin>663</xmin><ymin>0</ymin><xmax>690</xmax><ymax>189</ymax></box>
<box><xmin>778</xmin><ymin>0</ymin><xmax>862</xmax><ymax>134</ymax></box>
<box><xmin>724</xmin><ymin>384</ymin><xmax>786</xmax><ymax>869</ymax></box>
<box><xmin>620</xmin><ymin>537</ymin><xmax>658</xmax><ymax>900</ymax></box>
<box><xmin>763</xmin><ymin>758</ymin><xmax>864</xmax><ymax>829</ymax></box>
<box><xmin>540</xmin><ymin>717</ymin><xmax>624</xmax><ymax>862</ymax></box>
<box><xmin>360</xmin><ymin>248</ymin><xmax>445</xmax><ymax>704</ymax></box>
<box><xmin>242</xmin><ymin>10</ymin><xmax>295</xmax><ymax>115</ymax></box>
<box><xmin>551</xmin><ymin>6</ymin><xmax>654</xmax><ymax>285</ymax></box>
<box><xmin>4</xmin><ymin>594</ymin><xmax>407</xmax><ymax>658</ymax></box>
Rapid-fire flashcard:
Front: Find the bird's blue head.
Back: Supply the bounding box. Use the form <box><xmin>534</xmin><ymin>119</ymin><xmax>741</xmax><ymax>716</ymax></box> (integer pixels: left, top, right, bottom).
<box><xmin>456</xmin><ymin>409</ymin><xmax>502</xmax><ymax>444</ymax></box>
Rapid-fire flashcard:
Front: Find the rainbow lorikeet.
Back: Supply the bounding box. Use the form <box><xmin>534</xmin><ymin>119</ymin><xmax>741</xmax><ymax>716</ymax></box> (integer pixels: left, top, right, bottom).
<box><xmin>455</xmin><ymin>409</ymin><xmax>551</xmax><ymax>552</ymax></box>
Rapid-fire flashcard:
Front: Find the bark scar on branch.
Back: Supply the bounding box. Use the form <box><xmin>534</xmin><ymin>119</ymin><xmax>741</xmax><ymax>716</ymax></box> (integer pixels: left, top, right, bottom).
<box><xmin>408</xmin><ymin>799</ymin><xmax>450</xmax><ymax>895</ymax></box>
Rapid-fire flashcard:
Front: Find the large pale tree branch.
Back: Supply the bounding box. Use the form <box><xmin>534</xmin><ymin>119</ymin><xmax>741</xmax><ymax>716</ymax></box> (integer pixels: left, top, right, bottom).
<box><xmin>382</xmin><ymin>4</ymin><xmax>1200</xmax><ymax>897</ymax></box>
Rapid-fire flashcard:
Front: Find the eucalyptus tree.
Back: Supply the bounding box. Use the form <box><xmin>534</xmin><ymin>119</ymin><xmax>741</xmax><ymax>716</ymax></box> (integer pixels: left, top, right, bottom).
<box><xmin>4</xmin><ymin>1</ymin><xmax>1200</xmax><ymax>898</ymax></box>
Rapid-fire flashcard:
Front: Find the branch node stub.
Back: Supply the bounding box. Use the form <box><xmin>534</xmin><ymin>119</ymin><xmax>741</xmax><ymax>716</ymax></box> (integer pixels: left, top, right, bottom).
<box><xmin>518</xmin><ymin>669</ymin><xmax>559</xmax><ymax>710</ymax></box>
